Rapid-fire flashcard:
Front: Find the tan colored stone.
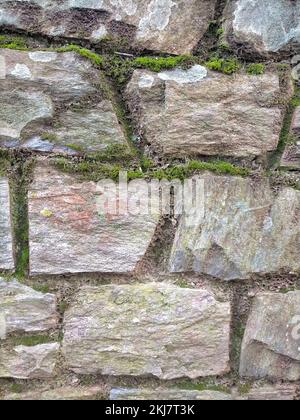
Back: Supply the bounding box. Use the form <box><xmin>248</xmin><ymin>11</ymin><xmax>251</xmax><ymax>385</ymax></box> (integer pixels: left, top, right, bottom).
<box><xmin>110</xmin><ymin>388</ymin><xmax>232</xmax><ymax>400</ymax></box>
<box><xmin>4</xmin><ymin>386</ymin><xmax>106</xmax><ymax>400</ymax></box>
<box><xmin>125</xmin><ymin>67</ymin><xmax>285</xmax><ymax>158</ymax></box>
<box><xmin>63</xmin><ymin>283</ymin><xmax>231</xmax><ymax>379</ymax></box>
<box><xmin>29</xmin><ymin>163</ymin><xmax>159</xmax><ymax>275</ymax></box>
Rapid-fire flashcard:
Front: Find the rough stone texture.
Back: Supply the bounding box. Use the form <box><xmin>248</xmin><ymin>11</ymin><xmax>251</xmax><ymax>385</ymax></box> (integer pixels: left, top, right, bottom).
<box><xmin>110</xmin><ymin>388</ymin><xmax>232</xmax><ymax>400</ymax></box>
<box><xmin>281</xmin><ymin>107</ymin><xmax>300</xmax><ymax>169</ymax></box>
<box><xmin>238</xmin><ymin>385</ymin><xmax>298</xmax><ymax>401</ymax></box>
<box><xmin>4</xmin><ymin>386</ymin><xmax>106</xmax><ymax>400</ymax></box>
<box><xmin>125</xmin><ymin>67</ymin><xmax>285</xmax><ymax>158</ymax></box>
<box><xmin>0</xmin><ymin>177</ymin><xmax>14</xmax><ymax>271</ymax></box>
<box><xmin>63</xmin><ymin>283</ymin><xmax>231</xmax><ymax>379</ymax></box>
<box><xmin>169</xmin><ymin>174</ymin><xmax>300</xmax><ymax>280</ymax></box>
<box><xmin>0</xmin><ymin>343</ymin><xmax>59</xmax><ymax>379</ymax></box>
<box><xmin>224</xmin><ymin>0</ymin><xmax>300</xmax><ymax>56</ymax></box>
<box><xmin>29</xmin><ymin>163</ymin><xmax>159</xmax><ymax>275</ymax></box>
<box><xmin>0</xmin><ymin>0</ymin><xmax>217</xmax><ymax>55</ymax></box>
<box><xmin>0</xmin><ymin>48</ymin><xmax>127</xmax><ymax>153</ymax></box>
<box><xmin>0</xmin><ymin>278</ymin><xmax>57</xmax><ymax>338</ymax></box>
<box><xmin>240</xmin><ymin>292</ymin><xmax>300</xmax><ymax>381</ymax></box>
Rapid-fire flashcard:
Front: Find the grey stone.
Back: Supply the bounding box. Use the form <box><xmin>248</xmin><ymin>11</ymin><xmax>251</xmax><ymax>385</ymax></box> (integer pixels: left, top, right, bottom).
<box><xmin>0</xmin><ymin>0</ymin><xmax>217</xmax><ymax>55</ymax></box>
<box><xmin>0</xmin><ymin>343</ymin><xmax>59</xmax><ymax>379</ymax></box>
<box><xmin>239</xmin><ymin>385</ymin><xmax>298</xmax><ymax>401</ymax></box>
<box><xmin>29</xmin><ymin>163</ymin><xmax>159</xmax><ymax>275</ymax></box>
<box><xmin>0</xmin><ymin>177</ymin><xmax>14</xmax><ymax>271</ymax></box>
<box><xmin>224</xmin><ymin>0</ymin><xmax>300</xmax><ymax>56</ymax></box>
<box><xmin>281</xmin><ymin>107</ymin><xmax>300</xmax><ymax>169</ymax></box>
<box><xmin>240</xmin><ymin>291</ymin><xmax>300</xmax><ymax>381</ymax></box>
<box><xmin>0</xmin><ymin>278</ymin><xmax>57</xmax><ymax>338</ymax></box>
<box><xmin>62</xmin><ymin>283</ymin><xmax>231</xmax><ymax>379</ymax></box>
<box><xmin>110</xmin><ymin>388</ymin><xmax>232</xmax><ymax>400</ymax></box>
<box><xmin>169</xmin><ymin>174</ymin><xmax>300</xmax><ymax>280</ymax></box>
<box><xmin>0</xmin><ymin>48</ymin><xmax>128</xmax><ymax>153</ymax></box>
<box><xmin>125</xmin><ymin>67</ymin><xmax>286</xmax><ymax>158</ymax></box>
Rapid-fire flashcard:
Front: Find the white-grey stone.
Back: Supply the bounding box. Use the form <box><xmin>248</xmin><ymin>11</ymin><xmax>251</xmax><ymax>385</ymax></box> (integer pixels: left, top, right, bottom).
<box><xmin>0</xmin><ymin>278</ymin><xmax>57</xmax><ymax>338</ymax></box>
<box><xmin>0</xmin><ymin>177</ymin><xmax>14</xmax><ymax>271</ymax></box>
<box><xmin>110</xmin><ymin>388</ymin><xmax>232</xmax><ymax>400</ymax></box>
<box><xmin>224</xmin><ymin>0</ymin><xmax>300</xmax><ymax>55</ymax></box>
<box><xmin>0</xmin><ymin>343</ymin><xmax>59</xmax><ymax>379</ymax></box>
<box><xmin>240</xmin><ymin>291</ymin><xmax>300</xmax><ymax>381</ymax></box>
<box><xmin>169</xmin><ymin>174</ymin><xmax>300</xmax><ymax>280</ymax></box>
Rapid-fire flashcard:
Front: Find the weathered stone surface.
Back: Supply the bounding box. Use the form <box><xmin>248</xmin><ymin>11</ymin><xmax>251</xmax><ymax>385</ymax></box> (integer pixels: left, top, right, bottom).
<box><xmin>0</xmin><ymin>177</ymin><xmax>14</xmax><ymax>271</ymax></box>
<box><xmin>224</xmin><ymin>0</ymin><xmax>300</xmax><ymax>56</ymax></box>
<box><xmin>29</xmin><ymin>163</ymin><xmax>159</xmax><ymax>275</ymax></box>
<box><xmin>240</xmin><ymin>292</ymin><xmax>300</xmax><ymax>381</ymax></box>
<box><xmin>4</xmin><ymin>386</ymin><xmax>106</xmax><ymax>400</ymax></box>
<box><xmin>169</xmin><ymin>174</ymin><xmax>300</xmax><ymax>280</ymax></box>
<box><xmin>0</xmin><ymin>343</ymin><xmax>59</xmax><ymax>379</ymax></box>
<box><xmin>239</xmin><ymin>385</ymin><xmax>298</xmax><ymax>401</ymax></box>
<box><xmin>0</xmin><ymin>48</ymin><xmax>127</xmax><ymax>153</ymax></box>
<box><xmin>0</xmin><ymin>0</ymin><xmax>217</xmax><ymax>55</ymax></box>
<box><xmin>281</xmin><ymin>107</ymin><xmax>300</xmax><ymax>169</ymax></box>
<box><xmin>63</xmin><ymin>283</ymin><xmax>231</xmax><ymax>379</ymax></box>
<box><xmin>110</xmin><ymin>388</ymin><xmax>232</xmax><ymax>400</ymax></box>
<box><xmin>0</xmin><ymin>278</ymin><xmax>57</xmax><ymax>337</ymax></box>
<box><xmin>125</xmin><ymin>66</ymin><xmax>285</xmax><ymax>158</ymax></box>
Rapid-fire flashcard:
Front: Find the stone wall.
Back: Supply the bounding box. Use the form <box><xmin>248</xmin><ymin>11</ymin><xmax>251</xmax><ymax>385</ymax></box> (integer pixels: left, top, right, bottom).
<box><xmin>0</xmin><ymin>0</ymin><xmax>300</xmax><ymax>400</ymax></box>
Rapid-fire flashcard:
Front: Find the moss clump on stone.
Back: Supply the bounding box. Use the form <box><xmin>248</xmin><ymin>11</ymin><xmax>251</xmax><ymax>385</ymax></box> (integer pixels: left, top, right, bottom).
<box><xmin>0</xmin><ymin>35</ymin><xmax>28</xmax><ymax>50</ymax></box>
<box><xmin>205</xmin><ymin>57</ymin><xmax>241</xmax><ymax>75</ymax></box>
<box><xmin>56</xmin><ymin>45</ymin><xmax>104</xmax><ymax>67</ymax></box>
<box><xmin>12</xmin><ymin>335</ymin><xmax>55</xmax><ymax>347</ymax></box>
<box><xmin>246</xmin><ymin>63</ymin><xmax>266</xmax><ymax>75</ymax></box>
<box><xmin>133</xmin><ymin>56</ymin><xmax>194</xmax><ymax>72</ymax></box>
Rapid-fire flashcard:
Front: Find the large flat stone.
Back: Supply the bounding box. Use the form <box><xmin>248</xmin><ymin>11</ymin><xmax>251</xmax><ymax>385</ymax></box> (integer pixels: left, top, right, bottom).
<box><xmin>110</xmin><ymin>388</ymin><xmax>232</xmax><ymax>400</ymax></box>
<box><xmin>62</xmin><ymin>283</ymin><xmax>231</xmax><ymax>379</ymax></box>
<box><xmin>125</xmin><ymin>66</ymin><xmax>285</xmax><ymax>158</ymax></box>
<box><xmin>223</xmin><ymin>0</ymin><xmax>300</xmax><ymax>56</ymax></box>
<box><xmin>0</xmin><ymin>49</ymin><xmax>127</xmax><ymax>153</ymax></box>
<box><xmin>29</xmin><ymin>163</ymin><xmax>159</xmax><ymax>275</ymax></box>
<box><xmin>0</xmin><ymin>0</ymin><xmax>217</xmax><ymax>55</ymax></box>
<box><xmin>0</xmin><ymin>343</ymin><xmax>59</xmax><ymax>379</ymax></box>
<box><xmin>0</xmin><ymin>177</ymin><xmax>14</xmax><ymax>271</ymax></box>
<box><xmin>240</xmin><ymin>292</ymin><xmax>300</xmax><ymax>381</ymax></box>
<box><xmin>0</xmin><ymin>278</ymin><xmax>57</xmax><ymax>338</ymax></box>
<box><xmin>169</xmin><ymin>174</ymin><xmax>300</xmax><ymax>280</ymax></box>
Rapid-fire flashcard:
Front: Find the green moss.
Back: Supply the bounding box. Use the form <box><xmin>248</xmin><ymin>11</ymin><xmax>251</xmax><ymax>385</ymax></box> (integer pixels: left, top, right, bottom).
<box><xmin>205</xmin><ymin>57</ymin><xmax>242</xmax><ymax>75</ymax></box>
<box><xmin>90</xmin><ymin>144</ymin><xmax>137</xmax><ymax>163</ymax></box>
<box><xmin>238</xmin><ymin>383</ymin><xmax>252</xmax><ymax>395</ymax></box>
<box><xmin>141</xmin><ymin>157</ymin><xmax>155</xmax><ymax>171</ymax></box>
<box><xmin>246</xmin><ymin>63</ymin><xmax>266</xmax><ymax>75</ymax></box>
<box><xmin>40</xmin><ymin>132</ymin><xmax>58</xmax><ymax>142</ymax></box>
<box><xmin>103</xmin><ymin>55</ymin><xmax>135</xmax><ymax>87</ymax></box>
<box><xmin>56</xmin><ymin>45</ymin><xmax>104</xmax><ymax>67</ymax></box>
<box><xmin>10</xmin><ymin>383</ymin><xmax>24</xmax><ymax>394</ymax></box>
<box><xmin>32</xmin><ymin>284</ymin><xmax>50</xmax><ymax>294</ymax></box>
<box><xmin>12</xmin><ymin>335</ymin><xmax>55</xmax><ymax>347</ymax></box>
<box><xmin>66</xmin><ymin>144</ymin><xmax>85</xmax><ymax>152</ymax></box>
<box><xmin>0</xmin><ymin>35</ymin><xmax>28</xmax><ymax>50</ymax></box>
<box><xmin>269</xmin><ymin>87</ymin><xmax>300</xmax><ymax>168</ymax></box>
<box><xmin>177</xmin><ymin>380</ymin><xmax>231</xmax><ymax>394</ymax></box>
<box><xmin>133</xmin><ymin>55</ymin><xmax>195</xmax><ymax>73</ymax></box>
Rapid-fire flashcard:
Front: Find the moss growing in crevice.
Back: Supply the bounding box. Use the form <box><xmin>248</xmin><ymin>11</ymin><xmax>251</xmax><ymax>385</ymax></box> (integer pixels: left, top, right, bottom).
<box><xmin>56</xmin><ymin>44</ymin><xmax>104</xmax><ymax>67</ymax></box>
<box><xmin>11</xmin><ymin>334</ymin><xmax>55</xmax><ymax>347</ymax></box>
<box><xmin>268</xmin><ymin>86</ymin><xmax>300</xmax><ymax>169</ymax></box>
<box><xmin>9</xmin><ymin>156</ymin><xmax>34</xmax><ymax>279</ymax></box>
<box><xmin>0</xmin><ymin>35</ymin><xmax>28</xmax><ymax>50</ymax></box>
<box><xmin>51</xmin><ymin>156</ymin><xmax>250</xmax><ymax>183</ymax></box>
